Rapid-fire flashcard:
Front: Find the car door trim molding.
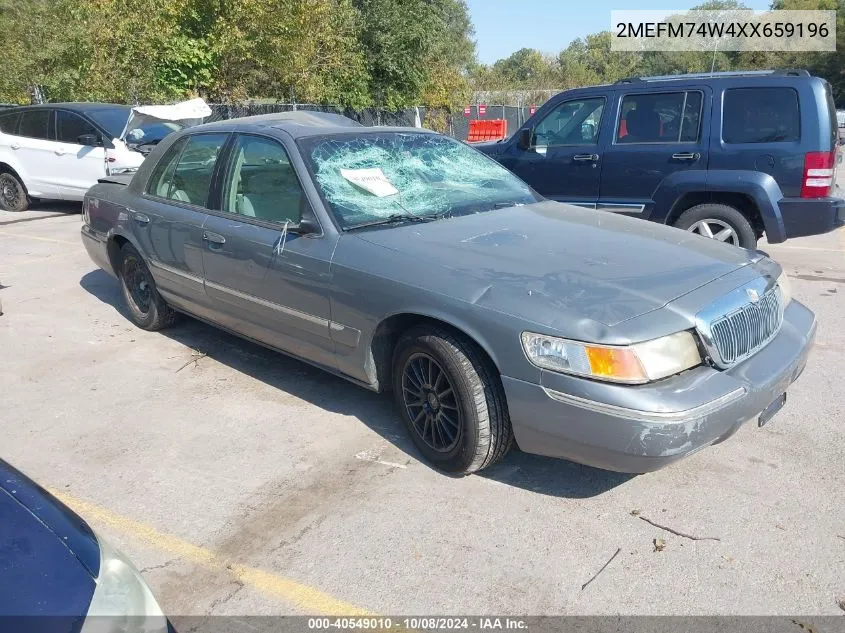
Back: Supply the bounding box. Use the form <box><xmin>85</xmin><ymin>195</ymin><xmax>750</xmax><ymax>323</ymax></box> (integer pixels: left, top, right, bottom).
<box><xmin>204</xmin><ymin>279</ymin><xmax>360</xmax><ymax>345</ymax></box>
<box><xmin>597</xmin><ymin>203</ymin><xmax>646</xmax><ymax>213</ymax></box>
<box><xmin>147</xmin><ymin>259</ymin><xmax>204</xmax><ymax>287</ymax></box>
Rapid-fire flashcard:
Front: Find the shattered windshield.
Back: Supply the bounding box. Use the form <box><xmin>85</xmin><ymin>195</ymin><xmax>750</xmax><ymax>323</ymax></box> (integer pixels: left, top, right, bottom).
<box><xmin>299</xmin><ymin>132</ymin><xmax>541</xmax><ymax>229</ymax></box>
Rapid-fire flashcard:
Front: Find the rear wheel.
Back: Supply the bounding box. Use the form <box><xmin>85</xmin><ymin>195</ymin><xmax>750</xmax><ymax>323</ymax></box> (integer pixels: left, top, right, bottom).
<box><xmin>392</xmin><ymin>325</ymin><xmax>512</xmax><ymax>474</ymax></box>
<box><xmin>674</xmin><ymin>203</ymin><xmax>757</xmax><ymax>249</ymax></box>
<box><xmin>118</xmin><ymin>242</ymin><xmax>178</xmax><ymax>331</ymax></box>
<box><xmin>0</xmin><ymin>172</ymin><xmax>29</xmax><ymax>212</ymax></box>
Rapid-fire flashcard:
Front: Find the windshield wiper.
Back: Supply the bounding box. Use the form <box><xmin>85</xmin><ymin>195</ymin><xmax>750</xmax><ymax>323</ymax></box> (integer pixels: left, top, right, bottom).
<box><xmin>346</xmin><ymin>211</ymin><xmax>450</xmax><ymax>231</ymax></box>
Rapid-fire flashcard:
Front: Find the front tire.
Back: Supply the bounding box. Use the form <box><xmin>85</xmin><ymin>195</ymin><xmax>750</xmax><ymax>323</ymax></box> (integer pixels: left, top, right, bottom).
<box><xmin>0</xmin><ymin>171</ymin><xmax>30</xmax><ymax>212</ymax></box>
<box><xmin>118</xmin><ymin>242</ymin><xmax>178</xmax><ymax>331</ymax></box>
<box><xmin>392</xmin><ymin>325</ymin><xmax>512</xmax><ymax>474</ymax></box>
<box><xmin>674</xmin><ymin>203</ymin><xmax>757</xmax><ymax>249</ymax></box>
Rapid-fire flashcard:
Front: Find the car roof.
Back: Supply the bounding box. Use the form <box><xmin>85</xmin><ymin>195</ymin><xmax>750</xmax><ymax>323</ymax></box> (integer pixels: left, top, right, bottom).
<box><xmin>0</xmin><ymin>102</ymin><xmax>128</xmax><ymax>114</ymax></box>
<box><xmin>189</xmin><ymin>110</ymin><xmax>433</xmax><ymax>139</ymax></box>
<box><xmin>565</xmin><ymin>69</ymin><xmax>824</xmax><ymax>95</ymax></box>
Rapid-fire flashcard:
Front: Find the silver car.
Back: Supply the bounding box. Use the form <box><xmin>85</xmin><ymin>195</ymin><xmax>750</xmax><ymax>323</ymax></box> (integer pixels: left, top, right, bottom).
<box><xmin>80</xmin><ymin>112</ymin><xmax>816</xmax><ymax>474</ymax></box>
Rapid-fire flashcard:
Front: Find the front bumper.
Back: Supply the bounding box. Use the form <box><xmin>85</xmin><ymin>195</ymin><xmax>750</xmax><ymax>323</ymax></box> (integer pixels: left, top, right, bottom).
<box><xmin>777</xmin><ymin>196</ymin><xmax>845</xmax><ymax>240</ymax></box>
<box><xmin>503</xmin><ymin>300</ymin><xmax>816</xmax><ymax>473</ymax></box>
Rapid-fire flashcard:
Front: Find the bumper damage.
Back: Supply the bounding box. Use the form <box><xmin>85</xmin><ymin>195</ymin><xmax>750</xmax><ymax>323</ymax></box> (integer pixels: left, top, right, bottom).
<box><xmin>503</xmin><ymin>300</ymin><xmax>817</xmax><ymax>473</ymax></box>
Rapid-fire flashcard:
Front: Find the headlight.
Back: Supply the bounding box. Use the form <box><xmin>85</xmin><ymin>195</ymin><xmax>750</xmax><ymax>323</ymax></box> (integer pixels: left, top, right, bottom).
<box><xmin>80</xmin><ymin>531</ymin><xmax>168</xmax><ymax>633</ymax></box>
<box><xmin>521</xmin><ymin>331</ymin><xmax>702</xmax><ymax>384</ymax></box>
<box><xmin>777</xmin><ymin>272</ymin><xmax>792</xmax><ymax>306</ymax></box>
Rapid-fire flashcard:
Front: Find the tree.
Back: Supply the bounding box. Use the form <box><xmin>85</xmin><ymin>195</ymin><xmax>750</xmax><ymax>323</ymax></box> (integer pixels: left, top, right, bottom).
<box><xmin>354</xmin><ymin>0</ymin><xmax>475</xmax><ymax>109</ymax></box>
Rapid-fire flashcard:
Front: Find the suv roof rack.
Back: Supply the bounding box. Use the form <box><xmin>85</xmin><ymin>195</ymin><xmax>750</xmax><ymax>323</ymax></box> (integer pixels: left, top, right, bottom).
<box><xmin>614</xmin><ymin>69</ymin><xmax>810</xmax><ymax>84</ymax></box>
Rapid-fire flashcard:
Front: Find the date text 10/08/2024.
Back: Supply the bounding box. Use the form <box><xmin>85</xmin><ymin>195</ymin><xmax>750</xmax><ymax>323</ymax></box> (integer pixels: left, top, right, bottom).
<box><xmin>308</xmin><ymin>618</ymin><xmax>529</xmax><ymax>630</ymax></box>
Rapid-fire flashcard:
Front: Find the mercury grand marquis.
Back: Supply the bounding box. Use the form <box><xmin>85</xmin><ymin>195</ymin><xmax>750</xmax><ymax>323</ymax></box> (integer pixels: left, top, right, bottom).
<box><xmin>80</xmin><ymin>112</ymin><xmax>816</xmax><ymax>474</ymax></box>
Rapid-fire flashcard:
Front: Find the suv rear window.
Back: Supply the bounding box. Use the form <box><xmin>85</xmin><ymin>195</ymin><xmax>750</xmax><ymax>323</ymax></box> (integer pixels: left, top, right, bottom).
<box><xmin>18</xmin><ymin>110</ymin><xmax>51</xmax><ymax>140</ymax></box>
<box><xmin>722</xmin><ymin>87</ymin><xmax>800</xmax><ymax>144</ymax></box>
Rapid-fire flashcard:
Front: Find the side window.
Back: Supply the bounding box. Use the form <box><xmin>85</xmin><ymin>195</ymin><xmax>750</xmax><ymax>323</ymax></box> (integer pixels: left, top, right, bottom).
<box><xmin>722</xmin><ymin>87</ymin><xmax>800</xmax><ymax>144</ymax></box>
<box><xmin>533</xmin><ymin>98</ymin><xmax>605</xmax><ymax>146</ymax></box>
<box><xmin>17</xmin><ymin>110</ymin><xmax>50</xmax><ymax>140</ymax></box>
<box><xmin>56</xmin><ymin>111</ymin><xmax>99</xmax><ymax>144</ymax></box>
<box><xmin>617</xmin><ymin>92</ymin><xmax>702</xmax><ymax>144</ymax></box>
<box><xmin>680</xmin><ymin>92</ymin><xmax>703</xmax><ymax>142</ymax></box>
<box><xmin>168</xmin><ymin>134</ymin><xmax>228</xmax><ymax>207</ymax></box>
<box><xmin>147</xmin><ymin>137</ymin><xmax>188</xmax><ymax>199</ymax></box>
<box><xmin>0</xmin><ymin>113</ymin><xmax>21</xmax><ymax>135</ymax></box>
<box><xmin>222</xmin><ymin>135</ymin><xmax>304</xmax><ymax>224</ymax></box>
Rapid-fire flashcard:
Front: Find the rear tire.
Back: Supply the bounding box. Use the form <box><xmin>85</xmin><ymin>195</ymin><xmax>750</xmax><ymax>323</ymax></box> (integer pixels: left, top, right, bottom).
<box><xmin>674</xmin><ymin>203</ymin><xmax>757</xmax><ymax>249</ymax></box>
<box><xmin>392</xmin><ymin>325</ymin><xmax>512</xmax><ymax>474</ymax></box>
<box><xmin>118</xmin><ymin>242</ymin><xmax>178</xmax><ymax>331</ymax></box>
<box><xmin>0</xmin><ymin>171</ymin><xmax>30</xmax><ymax>212</ymax></box>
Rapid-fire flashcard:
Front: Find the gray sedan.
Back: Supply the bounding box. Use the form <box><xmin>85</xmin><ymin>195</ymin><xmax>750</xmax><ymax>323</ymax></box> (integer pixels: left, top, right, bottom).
<box><xmin>81</xmin><ymin>112</ymin><xmax>816</xmax><ymax>474</ymax></box>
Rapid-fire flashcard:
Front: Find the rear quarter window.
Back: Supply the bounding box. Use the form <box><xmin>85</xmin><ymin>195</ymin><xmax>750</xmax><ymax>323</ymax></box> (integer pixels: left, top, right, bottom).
<box><xmin>0</xmin><ymin>112</ymin><xmax>20</xmax><ymax>135</ymax></box>
<box><xmin>722</xmin><ymin>87</ymin><xmax>800</xmax><ymax>144</ymax></box>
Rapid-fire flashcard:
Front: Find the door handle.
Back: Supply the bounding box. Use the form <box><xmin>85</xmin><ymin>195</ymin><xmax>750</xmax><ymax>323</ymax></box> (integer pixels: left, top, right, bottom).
<box><xmin>672</xmin><ymin>152</ymin><xmax>700</xmax><ymax>161</ymax></box>
<box><xmin>133</xmin><ymin>212</ymin><xmax>150</xmax><ymax>224</ymax></box>
<box><xmin>54</xmin><ymin>149</ymin><xmax>66</xmax><ymax>156</ymax></box>
<box><xmin>10</xmin><ymin>143</ymin><xmax>20</xmax><ymax>150</ymax></box>
<box><xmin>202</xmin><ymin>231</ymin><xmax>226</xmax><ymax>245</ymax></box>
<box><xmin>573</xmin><ymin>153</ymin><xmax>599</xmax><ymax>162</ymax></box>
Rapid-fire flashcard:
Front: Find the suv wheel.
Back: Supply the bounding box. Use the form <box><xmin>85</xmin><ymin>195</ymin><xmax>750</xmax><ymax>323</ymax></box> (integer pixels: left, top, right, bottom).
<box><xmin>392</xmin><ymin>325</ymin><xmax>513</xmax><ymax>474</ymax></box>
<box><xmin>674</xmin><ymin>203</ymin><xmax>757</xmax><ymax>249</ymax></box>
<box><xmin>0</xmin><ymin>172</ymin><xmax>30</xmax><ymax>212</ymax></box>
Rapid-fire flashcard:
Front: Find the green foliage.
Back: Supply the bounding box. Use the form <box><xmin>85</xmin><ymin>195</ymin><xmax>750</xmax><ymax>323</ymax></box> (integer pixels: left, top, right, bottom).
<box><xmin>0</xmin><ymin>0</ymin><xmax>473</xmax><ymax>108</ymax></box>
<box><xmin>472</xmin><ymin>0</ymin><xmax>845</xmax><ymax>107</ymax></box>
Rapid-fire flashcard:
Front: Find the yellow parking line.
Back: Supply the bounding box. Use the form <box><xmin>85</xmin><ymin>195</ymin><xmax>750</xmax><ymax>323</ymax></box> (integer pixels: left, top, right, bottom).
<box><xmin>0</xmin><ymin>230</ymin><xmax>78</xmax><ymax>245</ymax></box>
<box><xmin>775</xmin><ymin>245</ymin><xmax>844</xmax><ymax>253</ymax></box>
<box><xmin>52</xmin><ymin>490</ymin><xmax>374</xmax><ymax>616</ymax></box>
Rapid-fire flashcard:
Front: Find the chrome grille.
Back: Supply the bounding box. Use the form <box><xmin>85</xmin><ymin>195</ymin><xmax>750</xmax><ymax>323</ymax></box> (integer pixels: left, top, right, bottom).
<box><xmin>709</xmin><ymin>285</ymin><xmax>783</xmax><ymax>366</ymax></box>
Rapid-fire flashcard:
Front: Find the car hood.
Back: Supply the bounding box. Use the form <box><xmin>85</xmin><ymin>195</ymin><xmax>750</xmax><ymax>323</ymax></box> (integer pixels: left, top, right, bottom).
<box><xmin>352</xmin><ymin>200</ymin><xmax>757</xmax><ymax>331</ymax></box>
<box><xmin>0</xmin><ymin>463</ymin><xmax>97</xmax><ymax>621</ymax></box>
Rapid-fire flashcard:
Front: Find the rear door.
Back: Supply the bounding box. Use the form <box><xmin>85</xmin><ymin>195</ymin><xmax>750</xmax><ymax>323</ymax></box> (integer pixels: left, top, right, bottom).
<box><xmin>9</xmin><ymin>109</ymin><xmax>60</xmax><ymax>198</ymax></box>
<box><xmin>201</xmin><ymin>132</ymin><xmax>337</xmax><ymax>370</ymax></box>
<box><xmin>498</xmin><ymin>96</ymin><xmax>606</xmax><ymax>205</ymax></box>
<box><xmin>52</xmin><ymin>110</ymin><xmax>107</xmax><ymax>200</ymax></box>
<box><xmin>137</xmin><ymin>133</ymin><xmax>229</xmax><ymax>316</ymax></box>
<box><xmin>599</xmin><ymin>87</ymin><xmax>710</xmax><ymax>216</ymax></box>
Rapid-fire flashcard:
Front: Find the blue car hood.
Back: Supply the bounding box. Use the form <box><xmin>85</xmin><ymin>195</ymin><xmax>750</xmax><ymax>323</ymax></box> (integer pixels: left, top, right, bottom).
<box><xmin>0</xmin><ymin>461</ymin><xmax>98</xmax><ymax>621</ymax></box>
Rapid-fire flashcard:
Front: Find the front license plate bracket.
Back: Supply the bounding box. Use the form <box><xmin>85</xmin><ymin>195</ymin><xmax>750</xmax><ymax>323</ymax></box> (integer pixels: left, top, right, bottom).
<box><xmin>758</xmin><ymin>392</ymin><xmax>787</xmax><ymax>428</ymax></box>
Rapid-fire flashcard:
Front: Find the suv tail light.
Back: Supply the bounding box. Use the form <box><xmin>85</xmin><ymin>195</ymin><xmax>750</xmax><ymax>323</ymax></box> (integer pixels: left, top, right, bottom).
<box><xmin>801</xmin><ymin>150</ymin><xmax>836</xmax><ymax>198</ymax></box>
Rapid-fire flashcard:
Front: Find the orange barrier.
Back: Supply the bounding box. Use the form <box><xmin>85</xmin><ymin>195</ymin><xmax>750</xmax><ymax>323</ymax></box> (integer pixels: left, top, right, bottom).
<box><xmin>467</xmin><ymin>119</ymin><xmax>508</xmax><ymax>142</ymax></box>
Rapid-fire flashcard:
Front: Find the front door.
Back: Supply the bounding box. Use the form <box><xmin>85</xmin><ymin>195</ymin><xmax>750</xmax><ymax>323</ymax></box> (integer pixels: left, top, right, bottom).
<box><xmin>52</xmin><ymin>110</ymin><xmax>107</xmax><ymax>200</ymax></box>
<box><xmin>598</xmin><ymin>88</ymin><xmax>711</xmax><ymax>217</ymax></box>
<box><xmin>499</xmin><ymin>97</ymin><xmax>606</xmax><ymax>205</ymax></box>
<box><xmin>201</xmin><ymin>133</ymin><xmax>337</xmax><ymax>370</ymax></box>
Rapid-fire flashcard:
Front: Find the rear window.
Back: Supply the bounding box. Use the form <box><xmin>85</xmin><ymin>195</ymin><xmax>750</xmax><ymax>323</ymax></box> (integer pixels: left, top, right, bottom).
<box><xmin>0</xmin><ymin>112</ymin><xmax>20</xmax><ymax>134</ymax></box>
<box><xmin>18</xmin><ymin>110</ymin><xmax>50</xmax><ymax>140</ymax></box>
<box><xmin>617</xmin><ymin>91</ymin><xmax>703</xmax><ymax>144</ymax></box>
<box><xmin>722</xmin><ymin>87</ymin><xmax>800</xmax><ymax>144</ymax></box>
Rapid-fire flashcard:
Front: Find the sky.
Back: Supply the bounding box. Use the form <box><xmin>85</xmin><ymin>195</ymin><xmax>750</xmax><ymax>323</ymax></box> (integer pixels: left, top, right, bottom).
<box><xmin>466</xmin><ymin>0</ymin><xmax>773</xmax><ymax>65</ymax></box>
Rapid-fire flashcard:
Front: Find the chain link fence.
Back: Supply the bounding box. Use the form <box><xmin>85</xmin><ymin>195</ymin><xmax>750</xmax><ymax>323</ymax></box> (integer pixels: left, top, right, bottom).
<box><xmin>205</xmin><ymin>102</ymin><xmax>550</xmax><ymax>142</ymax></box>
<box><xmin>206</xmin><ymin>103</ymin><xmax>425</xmax><ymax>129</ymax></box>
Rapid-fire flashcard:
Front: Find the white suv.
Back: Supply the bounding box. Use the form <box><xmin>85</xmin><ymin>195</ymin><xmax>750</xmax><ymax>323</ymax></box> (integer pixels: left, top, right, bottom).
<box><xmin>0</xmin><ymin>103</ymin><xmax>179</xmax><ymax>211</ymax></box>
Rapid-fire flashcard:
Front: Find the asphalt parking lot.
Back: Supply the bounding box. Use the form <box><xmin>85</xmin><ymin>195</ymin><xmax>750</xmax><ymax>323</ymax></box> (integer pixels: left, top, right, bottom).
<box><xmin>1</xmin><ymin>201</ymin><xmax>843</xmax><ymax>616</ymax></box>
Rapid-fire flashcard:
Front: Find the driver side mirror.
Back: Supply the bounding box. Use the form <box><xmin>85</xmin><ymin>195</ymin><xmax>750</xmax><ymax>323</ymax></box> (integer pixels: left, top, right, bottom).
<box><xmin>517</xmin><ymin>128</ymin><xmax>533</xmax><ymax>151</ymax></box>
<box><xmin>77</xmin><ymin>133</ymin><xmax>102</xmax><ymax>147</ymax></box>
<box><xmin>294</xmin><ymin>215</ymin><xmax>320</xmax><ymax>235</ymax></box>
